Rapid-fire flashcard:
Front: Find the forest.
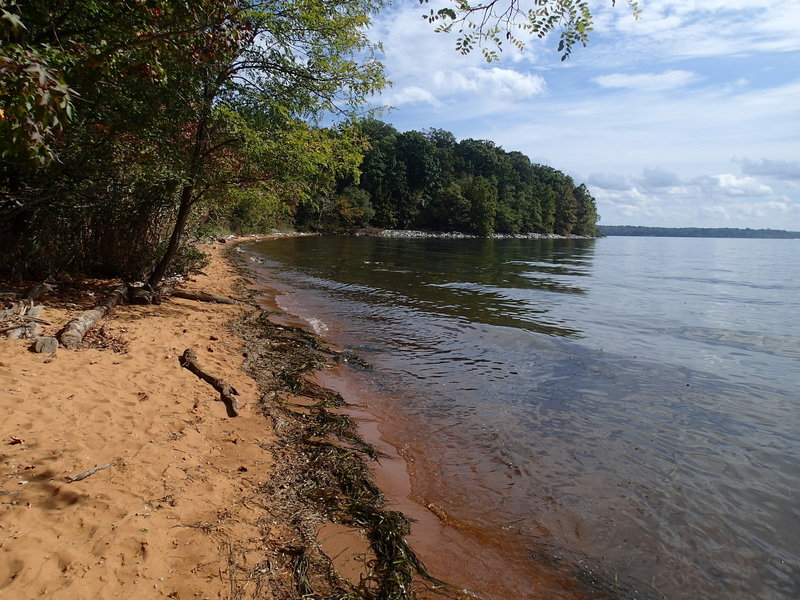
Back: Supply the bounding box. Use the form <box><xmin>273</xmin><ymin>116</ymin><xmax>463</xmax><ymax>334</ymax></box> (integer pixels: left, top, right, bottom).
<box><xmin>296</xmin><ymin>120</ymin><xmax>599</xmax><ymax>238</ymax></box>
<box><xmin>1</xmin><ymin>0</ymin><xmax>600</xmax><ymax>285</ymax></box>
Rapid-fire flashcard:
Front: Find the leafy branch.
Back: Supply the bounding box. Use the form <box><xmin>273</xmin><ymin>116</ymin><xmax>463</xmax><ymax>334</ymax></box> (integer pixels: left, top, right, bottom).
<box><xmin>421</xmin><ymin>0</ymin><xmax>640</xmax><ymax>61</ymax></box>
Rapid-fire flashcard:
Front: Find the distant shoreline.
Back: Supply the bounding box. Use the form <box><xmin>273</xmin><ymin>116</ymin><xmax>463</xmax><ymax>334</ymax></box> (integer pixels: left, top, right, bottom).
<box><xmin>599</xmin><ymin>225</ymin><xmax>800</xmax><ymax>239</ymax></box>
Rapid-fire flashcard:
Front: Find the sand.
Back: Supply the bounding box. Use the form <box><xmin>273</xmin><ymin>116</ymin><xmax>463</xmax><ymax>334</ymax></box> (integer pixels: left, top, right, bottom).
<box><xmin>0</xmin><ymin>241</ymin><xmax>371</xmax><ymax>599</ymax></box>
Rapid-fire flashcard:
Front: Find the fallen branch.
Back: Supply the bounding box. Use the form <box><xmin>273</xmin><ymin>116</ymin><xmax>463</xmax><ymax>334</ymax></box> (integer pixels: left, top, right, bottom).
<box><xmin>179</xmin><ymin>348</ymin><xmax>240</xmax><ymax>417</ymax></box>
<box><xmin>171</xmin><ymin>289</ymin><xmax>243</xmax><ymax>305</ymax></box>
<box><xmin>65</xmin><ymin>460</ymin><xmax>117</xmax><ymax>483</ymax></box>
<box><xmin>1</xmin><ymin>302</ymin><xmax>46</xmax><ymax>339</ymax></box>
<box><xmin>20</xmin><ymin>315</ymin><xmax>50</xmax><ymax>325</ymax></box>
<box><xmin>0</xmin><ymin>323</ymin><xmax>25</xmax><ymax>335</ymax></box>
<box><xmin>0</xmin><ymin>299</ymin><xmax>29</xmax><ymax>323</ymax></box>
<box><xmin>57</xmin><ymin>285</ymin><xmax>128</xmax><ymax>349</ymax></box>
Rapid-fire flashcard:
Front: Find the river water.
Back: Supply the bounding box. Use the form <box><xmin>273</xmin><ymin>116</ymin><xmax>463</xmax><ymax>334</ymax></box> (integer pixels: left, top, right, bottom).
<box><xmin>243</xmin><ymin>235</ymin><xmax>799</xmax><ymax>600</ymax></box>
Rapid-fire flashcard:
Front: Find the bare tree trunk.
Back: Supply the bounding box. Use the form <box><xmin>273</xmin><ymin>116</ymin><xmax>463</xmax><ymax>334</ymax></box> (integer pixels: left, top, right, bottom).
<box><xmin>146</xmin><ymin>102</ymin><xmax>211</xmax><ymax>289</ymax></box>
<box><xmin>147</xmin><ymin>183</ymin><xmax>195</xmax><ymax>289</ymax></box>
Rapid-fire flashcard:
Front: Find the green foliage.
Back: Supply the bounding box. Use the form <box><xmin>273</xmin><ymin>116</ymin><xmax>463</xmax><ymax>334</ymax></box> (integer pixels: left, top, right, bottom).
<box><xmin>0</xmin><ymin>0</ymin><xmax>386</xmax><ymax>279</ymax></box>
<box><xmin>169</xmin><ymin>245</ymin><xmax>210</xmax><ymax>277</ymax></box>
<box><xmin>421</xmin><ymin>0</ymin><xmax>641</xmax><ymax>61</ymax></box>
<box><xmin>205</xmin><ymin>185</ymin><xmax>292</xmax><ymax>234</ymax></box>
<box><xmin>348</xmin><ymin>120</ymin><xmax>599</xmax><ymax>237</ymax></box>
<box><xmin>0</xmin><ymin>1</ymin><xmax>74</xmax><ymax>166</ymax></box>
<box><xmin>463</xmin><ymin>175</ymin><xmax>498</xmax><ymax>236</ymax></box>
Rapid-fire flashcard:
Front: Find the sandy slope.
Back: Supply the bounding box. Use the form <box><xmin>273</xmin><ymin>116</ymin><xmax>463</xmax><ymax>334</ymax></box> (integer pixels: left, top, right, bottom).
<box><xmin>0</xmin><ymin>244</ymin><xmax>282</xmax><ymax>599</ymax></box>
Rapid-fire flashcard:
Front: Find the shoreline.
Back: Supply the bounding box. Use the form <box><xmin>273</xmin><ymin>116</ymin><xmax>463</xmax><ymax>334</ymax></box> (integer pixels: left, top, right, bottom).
<box><xmin>0</xmin><ymin>236</ymin><xmax>452</xmax><ymax>599</ymax></box>
<box><xmin>353</xmin><ymin>229</ymin><xmax>595</xmax><ymax>240</ymax></box>
<box><xmin>235</xmin><ymin>236</ymin><xmax>639</xmax><ymax>600</ymax></box>
<box><xmin>1</xmin><ymin>233</ymin><xmax>628</xmax><ymax>600</ymax></box>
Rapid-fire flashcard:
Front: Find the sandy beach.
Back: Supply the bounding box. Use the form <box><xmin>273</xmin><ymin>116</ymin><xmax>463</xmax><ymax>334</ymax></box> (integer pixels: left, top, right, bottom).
<box><xmin>0</xmin><ymin>240</ymin><xmax>397</xmax><ymax>599</ymax></box>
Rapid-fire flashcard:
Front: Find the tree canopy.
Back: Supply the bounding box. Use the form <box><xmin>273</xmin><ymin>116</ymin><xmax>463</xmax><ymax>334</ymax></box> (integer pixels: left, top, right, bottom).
<box><xmin>0</xmin><ymin>0</ymin><xmax>385</xmax><ymax>281</ymax></box>
<box><xmin>295</xmin><ymin>120</ymin><xmax>600</xmax><ymax>237</ymax></box>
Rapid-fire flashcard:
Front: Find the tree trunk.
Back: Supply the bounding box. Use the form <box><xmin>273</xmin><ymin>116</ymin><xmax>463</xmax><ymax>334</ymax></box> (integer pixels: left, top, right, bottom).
<box><xmin>146</xmin><ymin>103</ymin><xmax>211</xmax><ymax>289</ymax></box>
<box><xmin>57</xmin><ymin>285</ymin><xmax>128</xmax><ymax>349</ymax></box>
<box><xmin>146</xmin><ymin>184</ymin><xmax>195</xmax><ymax>289</ymax></box>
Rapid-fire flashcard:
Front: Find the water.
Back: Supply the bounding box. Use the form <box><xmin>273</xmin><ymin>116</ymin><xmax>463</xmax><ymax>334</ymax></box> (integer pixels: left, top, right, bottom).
<box><xmin>244</xmin><ymin>236</ymin><xmax>800</xmax><ymax>599</ymax></box>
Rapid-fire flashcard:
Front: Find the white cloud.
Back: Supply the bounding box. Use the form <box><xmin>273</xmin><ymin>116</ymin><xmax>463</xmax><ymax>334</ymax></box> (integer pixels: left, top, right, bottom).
<box><xmin>382</xmin><ymin>86</ymin><xmax>442</xmax><ymax>107</ymax></box>
<box><xmin>639</xmin><ymin>167</ymin><xmax>683</xmax><ymax>189</ymax></box>
<box><xmin>590</xmin><ymin>166</ymin><xmax>796</xmax><ymax>227</ymax></box>
<box><xmin>738</xmin><ymin>158</ymin><xmax>800</xmax><ymax>181</ymax></box>
<box><xmin>588</xmin><ymin>172</ymin><xmax>633</xmax><ymax>191</ymax></box>
<box><xmin>432</xmin><ymin>68</ymin><xmax>546</xmax><ymax>100</ymax></box>
<box><xmin>370</xmin><ymin>5</ymin><xmax>547</xmax><ymax>112</ymax></box>
<box><xmin>364</xmin><ymin>1</ymin><xmax>800</xmax><ymax>228</ymax></box>
<box><xmin>706</xmin><ymin>174</ymin><xmax>774</xmax><ymax>197</ymax></box>
<box><xmin>592</xmin><ymin>70</ymin><xmax>699</xmax><ymax>91</ymax></box>
<box><xmin>593</xmin><ymin>185</ymin><xmax>799</xmax><ymax>229</ymax></box>
<box><xmin>590</xmin><ymin>0</ymin><xmax>800</xmax><ymax>63</ymax></box>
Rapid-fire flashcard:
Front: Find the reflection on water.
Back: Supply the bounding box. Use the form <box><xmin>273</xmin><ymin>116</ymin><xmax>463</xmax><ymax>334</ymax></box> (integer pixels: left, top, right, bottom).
<box><xmin>252</xmin><ymin>236</ymin><xmax>593</xmax><ymax>337</ymax></box>
<box><xmin>246</xmin><ymin>236</ymin><xmax>800</xmax><ymax>600</ymax></box>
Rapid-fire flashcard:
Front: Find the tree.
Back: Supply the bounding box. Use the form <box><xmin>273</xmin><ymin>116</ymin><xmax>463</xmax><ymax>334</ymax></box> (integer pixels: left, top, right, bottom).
<box><xmin>145</xmin><ymin>0</ymin><xmax>385</xmax><ymax>287</ymax></box>
<box><xmin>423</xmin><ymin>0</ymin><xmax>641</xmax><ymax>61</ymax></box>
<box><xmin>463</xmin><ymin>175</ymin><xmax>498</xmax><ymax>236</ymax></box>
<box><xmin>573</xmin><ymin>183</ymin><xmax>599</xmax><ymax>236</ymax></box>
<box><xmin>1</xmin><ymin>1</ymin><xmax>386</xmax><ymax>282</ymax></box>
<box><xmin>353</xmin><ymin>120</ymin><xmax>599</xmax><ymax>236</ymax></box>
<box><xmin>1</xmin><ymin>0</ymin><xmax>240</xmax><ymax>276</ymax></box>
<box><xmin>357</xmin><ymin>119</ymin><xmax>407</xmax><ymax>229</ymax></box>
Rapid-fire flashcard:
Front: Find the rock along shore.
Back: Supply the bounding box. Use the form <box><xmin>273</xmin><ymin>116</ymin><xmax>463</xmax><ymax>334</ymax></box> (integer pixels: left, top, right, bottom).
<box><xmin>354</xmin><ymin>229</ymin><xmax>594</xmax><ymax>240</ymax></box>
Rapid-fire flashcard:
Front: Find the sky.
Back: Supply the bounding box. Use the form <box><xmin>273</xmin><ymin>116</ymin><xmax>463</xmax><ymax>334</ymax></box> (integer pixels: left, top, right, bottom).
<box><xmin>367</xmin><ymin>0</ymin><xmax>800</xmax><ymax>229</ymax></box>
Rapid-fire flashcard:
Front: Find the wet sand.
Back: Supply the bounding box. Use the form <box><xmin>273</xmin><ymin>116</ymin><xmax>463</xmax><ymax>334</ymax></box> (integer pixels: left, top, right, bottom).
<box><xmin>312</xmin><ymin>367</ymin><xmax>605</xmax><ymax>600</ymax></box>
<box><xmin>241</xmin><ymin>243</ymin><xmax>617</xmax><ymax>600</ymax></box>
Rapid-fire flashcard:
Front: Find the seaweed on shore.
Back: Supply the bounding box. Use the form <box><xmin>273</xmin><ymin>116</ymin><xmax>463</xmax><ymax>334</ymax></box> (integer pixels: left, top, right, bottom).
<box><xmin>231</xmin><ymin>307</ymin><xmax>446</xmax><ymax>600</ymax></box>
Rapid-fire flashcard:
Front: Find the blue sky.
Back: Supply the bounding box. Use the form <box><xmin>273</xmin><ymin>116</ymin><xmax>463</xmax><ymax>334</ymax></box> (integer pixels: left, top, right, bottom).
<box><xmin>367</xmin><ymin>1</ymin><xmax>800</xmax><ymax>229</ymax></box>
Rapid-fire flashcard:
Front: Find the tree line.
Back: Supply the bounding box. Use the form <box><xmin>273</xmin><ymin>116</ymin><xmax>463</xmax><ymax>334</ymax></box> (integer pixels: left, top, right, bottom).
<box><xmin>296</xmin><ymin>120</ymin><xmax>600</xmax><ymax>237</ymax></box>
<box><xmin>599</xmin><ymin>226</ymin><xmax>800</xmax><ymax>239</ymax></box>
<box><xmin>1</xmin><ymin>1</ymin><xmax>612</xmax><ymax>284</ymax></box>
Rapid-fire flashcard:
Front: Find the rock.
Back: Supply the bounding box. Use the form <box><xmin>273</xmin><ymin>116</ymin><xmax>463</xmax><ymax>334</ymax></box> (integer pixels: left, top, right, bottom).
<box><xmin>31</xmin><ymin>336</ymin><xmax>59</xmax><ymax>354</ymax></box>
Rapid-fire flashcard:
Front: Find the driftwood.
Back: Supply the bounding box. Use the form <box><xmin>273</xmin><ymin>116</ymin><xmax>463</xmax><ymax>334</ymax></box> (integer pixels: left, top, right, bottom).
<box><xmin>1</xmin><ymin>301</ymin><xmax>49</xmax><ymax>339</ymax></box>
<box><xmin>57</xmin><ymin>285</ymin><xmax>128</xmax><ymax>349</ymax></box>
<box><xmin>179</xmin><ymin>348</ymin><xmax>240</xmax><ymax>417</ymax></box>
<box><xmin>31</xmin><ymin>336</ymin><xmax>59</xmax><ymax>354</ymax></box>
<box><xmin>6</xmin><ymin>305</ymin><xmax>43</xmax><ymax>340</ymax></box>
<box><xmin>65</xmin><ymin>460</ymin><xmax>117</xmax><ymax>483</ymax></box>
<box><xmin>0</xmin><ymin>300</ymin><xmax>28</xmax><ymax>323</ymax></box>
<box><xmin>0</xmin><ymin>323</ymin><xmax>26</xmax><ymax>335</ymax></box>
<box><xmin>171</xmin><ymin>289</ymin><xmax>243</xmax><ymax>305</ymax></box>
